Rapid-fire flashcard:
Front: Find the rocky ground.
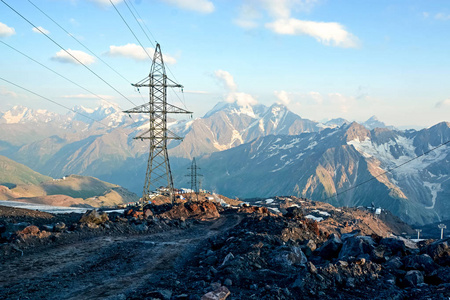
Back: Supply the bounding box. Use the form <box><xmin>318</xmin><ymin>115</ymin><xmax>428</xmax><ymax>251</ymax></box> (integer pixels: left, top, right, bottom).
<box><xmin>0</xmin><ymin>199</ymin><xmax>449</xmax><ymax>300</ymax></box>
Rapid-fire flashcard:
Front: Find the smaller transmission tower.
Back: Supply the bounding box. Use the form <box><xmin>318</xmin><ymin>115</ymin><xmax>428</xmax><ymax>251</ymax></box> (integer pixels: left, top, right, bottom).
<box><xmin>186</xmin><ymin>157</ymin><xmax>202</xmax><ymax>202</ymax></box>
<box><xmin>415</xmin><ymin>229</ymin><xmax>422</xmax><ymax>240</ymax></box>
<box><xmin>124</xmin><ymin>43</ymin><xmax>192</xmax><ymax>207</ymax></box>
<box><xmin>438</xmin><ymin>224</ymin><xmax>447</xmax><ymax>239</ymax></box>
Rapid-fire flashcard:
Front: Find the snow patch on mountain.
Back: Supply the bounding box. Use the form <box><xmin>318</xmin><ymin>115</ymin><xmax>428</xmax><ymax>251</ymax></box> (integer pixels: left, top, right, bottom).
<box><xmin>423</xmin><ymin>182</ymin><xmax>442</xmax><ymax>210</ymax></box>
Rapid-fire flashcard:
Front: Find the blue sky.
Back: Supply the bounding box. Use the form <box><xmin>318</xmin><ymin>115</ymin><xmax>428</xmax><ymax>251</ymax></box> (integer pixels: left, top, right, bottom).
<box><xmin>1</xmin><ymin>0</ymin><xmax>450</xmax><ymax>128</ymax></box>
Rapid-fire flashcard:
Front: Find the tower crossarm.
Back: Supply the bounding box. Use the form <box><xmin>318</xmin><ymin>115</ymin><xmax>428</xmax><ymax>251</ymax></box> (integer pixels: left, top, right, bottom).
<box><xmin>123</xmin><ymin>102</ymin><xmax>192</xmax><ymax>115</ymax></box>
<box><xmin>132</xmin><ymin>77</ymin><xmax>182</xmax><ymax>88</ymax></box>
<box><xmin>133</xmin><ymin>128</ymin><xmax>184</xmax><ymax>140</ymax></box>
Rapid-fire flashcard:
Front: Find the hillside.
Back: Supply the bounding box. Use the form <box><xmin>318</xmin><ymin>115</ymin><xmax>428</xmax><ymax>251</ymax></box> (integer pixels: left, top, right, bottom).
<box><xmin>0</xmin><ymin>156</ymin><xmax>138</xmax><ymax>207</ymax></box>
<box><xmin>0</xmin><ymin>155</ymin><xmax>51</xmax><ymax>188</ymax></box>
<box><xmin>182</xmin><ymin>122</ymin><xmax>450</xmax><ymax>225</ymax></box>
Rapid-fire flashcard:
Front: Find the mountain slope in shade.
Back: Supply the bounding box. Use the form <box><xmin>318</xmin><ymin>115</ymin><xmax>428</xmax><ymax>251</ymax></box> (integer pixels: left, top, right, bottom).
<box><xmin>182</xmin><ymin>122</ymin><xmax>450</xmax><ymax>225</ymax></box>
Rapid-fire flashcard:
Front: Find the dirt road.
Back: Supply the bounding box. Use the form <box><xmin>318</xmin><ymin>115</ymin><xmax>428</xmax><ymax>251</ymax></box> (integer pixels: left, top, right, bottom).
<box><xmin>0</xmin><ymin>214</ymin><xmax>242</xmax><ymax>300</ymax></box>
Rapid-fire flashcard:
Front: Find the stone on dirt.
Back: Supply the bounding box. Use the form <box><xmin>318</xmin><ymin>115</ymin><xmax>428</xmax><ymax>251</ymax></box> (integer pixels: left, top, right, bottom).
<box><xmin>316</xmin><ymin>233</ymin><xmax>342</xmax><ymax>260</ymax></box>
<box><xmin>160</xmin><ymin>201</ymin><xmax>220</xmax><ymax>220</ymax></box>
<box><xmin>79</xmin><ymin>210</ymin><xmax>109</xmax><ymax>227</ymax></box>
<box><xmin>201</xmin><ymin>286</ymin><xmax>230</xmax><ymax>300</ymax></box>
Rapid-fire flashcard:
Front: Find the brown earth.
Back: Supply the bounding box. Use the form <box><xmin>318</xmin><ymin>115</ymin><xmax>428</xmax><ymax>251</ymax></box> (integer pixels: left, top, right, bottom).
<box><xmin>0</xmin><ymin>207</ymin><xmax>243</xmax><ymax>300</ymax></box>
<box><xmin>1</xmin><ymin>200</ymin><xmax>447</xmax><ymax>300</ymax></box>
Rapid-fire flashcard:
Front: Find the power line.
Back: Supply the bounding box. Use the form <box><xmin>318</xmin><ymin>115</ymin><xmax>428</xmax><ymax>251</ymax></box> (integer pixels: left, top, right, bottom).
<box><xmin>1</xmin><ymin>0</ymin><xmax>137</xmax><ymax>107</ymax></box>
<box><xmin>27</xmin><ymin>0</ymin><xmax>131</xmax><ymax>85</ymax></box>
<box><xmin>108</xmin><ymin>0</ymin><xmax>152</xmax><ymax>60</ymax></box>
<box><xmin>123</xmin><ymin>0</ymin><xmax>156</xmax><ymax>48</ymax></box>
<box><xmin>0</xmin><ymin>77</ymin><xmax>111</xmax><ymax>128</ymax></box>
<box><xmin>0</xmin><ymin>40</ymin><xmax>126</xmax><ymax>112</ymax></box>
<box><xmin>321</xmin><ymin>139</ymin><xmax>450</xmax><ymax>202</ymax></box>
<box><xmin>119</xmin><ymin>0</ymin><xmax>189</xmax><ymax>111</ymax></box>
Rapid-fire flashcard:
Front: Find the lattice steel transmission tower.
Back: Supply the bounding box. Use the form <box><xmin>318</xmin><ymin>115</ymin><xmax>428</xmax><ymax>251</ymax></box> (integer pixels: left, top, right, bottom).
<box><xmin>186</xmin><ymin>157</ymin><xmax>202</xmax><ymax>202</ymax></box>
<box><xmin>124</xmin><ymin>43</ymin><xmax>191</xmax><ymax>206</ymax></box>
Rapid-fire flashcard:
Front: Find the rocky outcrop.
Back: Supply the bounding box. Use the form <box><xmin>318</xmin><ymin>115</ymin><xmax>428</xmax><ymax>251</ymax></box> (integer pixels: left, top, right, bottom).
<box><xmin>159</xmin><ymin>201</ymin><xmax>220</xmax><ymax>220</ymax></box>
<box><xmin>79</xmin><ymin>210</ymin><xmax>109</xmax><ymax>228</ymax></box>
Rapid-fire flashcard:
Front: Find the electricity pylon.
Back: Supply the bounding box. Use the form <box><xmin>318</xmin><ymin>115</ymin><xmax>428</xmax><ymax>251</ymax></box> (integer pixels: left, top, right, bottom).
<box><xmin>186</xmin><ymin>157</ymin><xmax>202</xmax><ymax>202</ymax></box>
<box><xmin>438</xmin><ymin>224</ymin><xmax>446</xmax><ymax>239</ymax></box>
<box><xmin>124</xmin><ymin>43</ymin><xmax>191</xmax><ymax>207</ymax></box>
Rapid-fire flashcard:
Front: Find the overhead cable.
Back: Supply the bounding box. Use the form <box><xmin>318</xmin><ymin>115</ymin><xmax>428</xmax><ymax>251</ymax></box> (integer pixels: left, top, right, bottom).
<box><xmin>27</xmin><ymin>0</ymin><xmax>131</xmax><ymax>85</ymax></box>
<box><xmin>108</xmin><ymin>0</ymin><xmax>152</xmax><ymax>60</ymax></box>
<box><xmin>1</xmin><ymin>0</ymin><xmax>137</xmax><ymax>107</ymax></box>
<box><xmin>0</xmin><ymin>76</ymin><xmax>111</xmax><ymax>128</ymax></box>
<box><xmin>321</xmin><ymin>138</ymin><xmax>450</xmax><ymax>202</ymax></box>
<box><xmin>0</xmin><ymin>40</ymin><xmax>125</xmax><ymax>111</ymax></box>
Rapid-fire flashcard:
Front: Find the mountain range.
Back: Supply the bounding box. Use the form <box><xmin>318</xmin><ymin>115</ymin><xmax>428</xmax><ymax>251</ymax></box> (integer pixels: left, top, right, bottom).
<box><xmin>0</xmin><ymin>101</ymin><xmax>448</xmax><ymax>225</ymax></box>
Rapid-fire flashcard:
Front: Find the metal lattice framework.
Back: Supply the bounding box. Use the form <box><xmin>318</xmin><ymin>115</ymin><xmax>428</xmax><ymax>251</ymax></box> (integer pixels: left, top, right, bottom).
<box><xmin>124</xmin><ymin>44</ymin><xmax>191</xmax><ymax>206</ymax></box>
<box><xmin>186</xmin><ymin>157</ymin><xmax>202</xmax><ymax>202</ymax></box>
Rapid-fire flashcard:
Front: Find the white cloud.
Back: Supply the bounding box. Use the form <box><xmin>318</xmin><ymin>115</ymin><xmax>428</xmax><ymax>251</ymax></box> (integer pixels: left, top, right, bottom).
<box><xmin>261</xmin><ymin>0</ymin><xmax>317</xmax><ymax>19</ymax></box>
<box><xmin>62</xmin><ymin>94</ymin><xmax>114</xmax><ymax>100</ymax></box>
<box><xmin>435</xmin><ymin>98</ymin><xmax>450</xmax><ymax>108</ymax></box>
<box><xmin>106</xmin><ymin>43</ymin><xmax>177</xmax><ymax>64</ymax></box>
<box><xmin>214</xmin><ymin>70</ymin><xmax>257</xmax><ymax>107</ymax></box>
<box><xmin>52</xmin><ymin>49</ymin><xmax>95</xmax><ymax>65</ymax></box>
<box><xmin>0</xmin><ymin>86</ymin><xmax>18</xmax><ymax>98</ymax></box>
<box><xmin>226</xmin><ymin>92</ymin><xmax>258</xmax><ymax>107</ymax></box>
<box><xmin>328</xmin><ymin>92</ymin><xmax>355</xmax><ymax>113</ymax></box>
<box><xmin>32</xmin><ymin>26</ymin><xmax>50</xmax><ymax>35</ymax></box>
<box><xmin>235</xmin><ymin>0</ymin><xmax>319</xmax><ymax>29</ymax></box>
<box><xmin>214</xmin><ymin>70</ymin><xmax>237</xmax><ymax>91</ymax></box>
<box><xmin>266</xmin><ymin>18</ymin><xmax>359</xmax><ymax>48</ymax></box>
<box><xmin>0</xmin><ymin>22</ymin><xmax>15</xmax><ymax>37</ymax></box>
<box><xmin>184</xmin><ymin>90</ymin><xmax>210</xmax><ymax>94</ymax></box>
<box><xmin>234</xmin><ymin>3</ymin><xmax>262</xmax><ymax>29</ymax></box>
<box><xmin>274</xmin><ymin>90</ymin><xmax>291</xmax><ymax>105</ymax></box>
<box><xmin>435</xmin><ymin>13</ymin><xmax>450</xmax><ymax>21</ymax></box>
<box><xmin>308</xmin><ymin>91</ymin><xmax>323</xmax><ymax>104</ymax></box>
<box><xmin>161</xmin><ymin>0</ymin><xmax>214</xmax><ymax>14</ymax></box>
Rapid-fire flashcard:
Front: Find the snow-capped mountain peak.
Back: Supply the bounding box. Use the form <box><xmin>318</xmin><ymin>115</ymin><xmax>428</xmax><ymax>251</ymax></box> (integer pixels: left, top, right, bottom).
<box><xmin>0</xmin><ymin>105</ymin><xmax>59</xmax><ymax>124</ymax></box>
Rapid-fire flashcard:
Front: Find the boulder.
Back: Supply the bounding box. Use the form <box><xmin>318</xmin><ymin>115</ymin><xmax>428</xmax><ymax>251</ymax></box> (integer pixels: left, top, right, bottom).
<box><xmin>238</xmin><ymin>205</ymin><xmax>270</xmax><ymax>215</ymax></box>
<box><xmin>79</xmin><ymin>210</ymin><xmax>109</xmax><ymax>226</ymax></box>
<box><xmin>338</xmin><ymin>236</ymin><xmax>374</xmax><ymax>260</ymax></box>
<box><xmin>132</xmin><ymin>223</ymin><xmax>148</xmax><ymax>232</ymax></box>
<box><xmin>19</xmin><ymin>225</ymin><xmax>40</xmax><ymax>235</ymax></box>
<box><xmin>201</xmin><ymin>286</ymin><xmax>230</xmax><ymax>300</ymax></box>
<box><xmin>340</xmin><ymin>230</ymin><xmax>360</xmax><ymax>241</ymax></box>
<box><xmin>425</xmin><ymin>267</ymin><xmax>450</xmax><ymax>285</ymax></box>
<box><xmin>403</xmin><ymin>270</ymin><xmax>424</xmax><ymax>287</ymax></box>
<box><xmin>144</xmin><ymin>208</ymin><xmax>154</xmax><ymax>218</ymax></box>
<box><xmin>425</xmin><ymin>238</ymin><xmax>450</xmax><ymax>266</ymax></box>
<box><xmin>284</xmin><ymin>207</ymin><xmax>303</xmax><ymax>219</ymax></box>
<box><xmin>124</xmin><ymin>208</ymin><xmax>144</xmax><ymax>219</ymax></box>
<box><xmin>402</xmin><ymin>254</ymin><xmax>438</xmax><ymax>274</ymax></box>
<box><xmin>271</xmin><ymin>246</ymin><xmax>307</xmax><ymax>270</ymax></box>
<box><xmin>316</xmin><ymin>234</ymin><xmax>343</xmax><ymax>260</ymax></box>
<box><xmin>371</xmin><ymin>245</ymin><xmax>388</xmax><ymax>263</ymax></box>
<box><xmin>54</xmin><ymin>222</ymin><xmax>66</xmax><ymax>232</ymax></box>
<box><xmin>302</xmin><ymin>240</ymin><xmax>317</xmax><ymax>257</ymax></box>
<box><xmin>380</xmin><ymin>238</ymin><xmax>406</xmax><ymax>257</ymax></box>
<box><xmin>160</xmin><ymin>202</ymin><xmax>220</xmax><ymax>220</ymax></box>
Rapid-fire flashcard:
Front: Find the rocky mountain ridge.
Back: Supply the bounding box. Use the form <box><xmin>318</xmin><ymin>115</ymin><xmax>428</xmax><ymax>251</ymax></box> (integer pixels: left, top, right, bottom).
<box><xmin>185</xmin><ymin>121</ymin><xmax>450</xmax><ymax>225</ymax></box>
<box><xmin>0</xmin><ymin>102</ymin><xmax>448</xmax><ymax>225</ymax></box>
